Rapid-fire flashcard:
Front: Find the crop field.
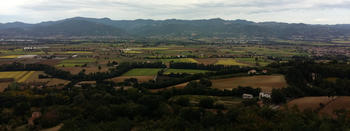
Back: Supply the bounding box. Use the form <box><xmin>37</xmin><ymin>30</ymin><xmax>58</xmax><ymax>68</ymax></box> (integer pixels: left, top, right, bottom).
<box><xmin>0</xmin><ymin>55</ymin><xmax>23</xmax><ymax>58</ymax></box>
<box><xmin>0</xmin><ymin>71</ymin><xmax>36</xmax><ymax>82</ymax></box>
<box><xmin>63</xmin><ymin>51</ymin><xmax>93</xmax><ymax>54</ymax></box>
<box><xmin>287</xmin><ymin>96</ymin><xmax>350</xmax><ymax>117</ymax></box>
<box><xmin>287</xmin><ymin>96</ymin><xmax>334</xmax><ymax>111</ymax></box>
<box><xmin>236</xmin><ymin>58</ymin><xmax>272</xmax><ymax>66</ymax></box>
<box><xmin>215</xmin><ymin>58</ymin><xmax>249</xmax><ymax>66</ymax></box>
<box><xmin>160</xmin><ymin>58</ymin><xmax>198</xmax><ymax>63</ymax></box>
<box><xmin>211</xmin><ymin>75</ymin><xmax>287</xmax><ymax>92</ymax></box>
<box><xmin>57</xmin><ymin>58</ymin><xmax>96</xmax><ymax>67</ymax></box>
<box><xmin>110</xmin><ymin>76</ymin><xmax>154</xmax><ymax>83</ymax></box>
<box><xmin>164</xmin><ymin>69</ymin><xmax>209</xmax><ymax>74</ymax></box>
<box><xmin>123</xmin><ymin>50</ymin><xmax>143</xmax><ymax>54</ymax></box>
<box><xmin>169</xmin><ymin>95</ymin><xmax>242</xmax><ymax>107</ymax></box>
<box><xmin>122</xmin><ymin>68</ymin><xmax>162</xmax><ymax>76</ymax></box>
<box><xmin>133</xmin><ymin>47</ymin><xmax>169</xmax><ymax>50</ymax></box>
<box><xmin>195</xmin><ymin>58</ymin><xmax>218</xmax><ymax>65</ymax></box>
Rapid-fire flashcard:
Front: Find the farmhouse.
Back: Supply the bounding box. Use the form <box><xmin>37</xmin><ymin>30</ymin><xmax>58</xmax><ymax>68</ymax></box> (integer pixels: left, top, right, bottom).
<box><xmin>242</xmin><ymin>93</ymin><xmax>254</xmax><ymax>99</ymax></box>
<box><xmin>248</xmin><ymin>69</ymin><xmax>257</xmax><ymax>75</ymax></box>
<box><xmin>259</xmin><ymin>92</ymin><xmax>271</xmax><ymax>99</ymax></box>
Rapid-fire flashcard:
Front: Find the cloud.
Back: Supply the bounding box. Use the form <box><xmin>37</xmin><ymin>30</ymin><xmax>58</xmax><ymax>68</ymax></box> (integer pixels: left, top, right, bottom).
<box><xmin>0</xmin><ymin>0</ymin><xmax>349</xmax><ymax>24</ymax></box>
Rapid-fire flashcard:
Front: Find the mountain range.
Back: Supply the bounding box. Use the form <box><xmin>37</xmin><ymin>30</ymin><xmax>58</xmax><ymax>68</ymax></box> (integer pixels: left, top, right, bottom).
<box><xmin>1</xmin><ymin>17</ymin><xmax>350</xmax><ymax>39</ymax></box>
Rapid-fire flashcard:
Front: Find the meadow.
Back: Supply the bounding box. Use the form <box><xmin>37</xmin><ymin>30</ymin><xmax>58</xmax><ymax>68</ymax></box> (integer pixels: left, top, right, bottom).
<box><xmin>215</xmin><ymin>58</ymin><xmax>249</xmax><ymax>66</ymax></box>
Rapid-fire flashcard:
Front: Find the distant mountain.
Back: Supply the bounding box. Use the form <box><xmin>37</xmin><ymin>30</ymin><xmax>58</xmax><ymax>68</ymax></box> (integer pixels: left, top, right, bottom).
<box><xmin>0</xmin><ymin>17</ymin><xmax>350</xmax><ymax>39</ymax></box>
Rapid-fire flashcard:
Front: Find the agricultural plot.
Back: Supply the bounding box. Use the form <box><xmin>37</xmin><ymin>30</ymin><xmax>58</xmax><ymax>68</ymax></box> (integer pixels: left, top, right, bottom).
<box><xmin>57</xmin><ymin>58</ymin><xmax>96</xmax><ymax>67</ymax></box>
<box><xmin>236</xmin><ymin>58</ymin><xmax>272</xmax><ymax>66</ymax></box>
<box><xmin>169</xmin><ymin>95</ymin><xmax>242</xmax><ymax>107</ymax></box>
<box><xmin>122</xmin><ymin>68</ymin><xmax>162</xmax><ymax>76</ymax></box>
<box><xmin>123</xmin><ymin>50</ymin><xmax>143</xmax><ymax>54</ymax></box>
<box><xmin>195</xmin><ymin>58</ymin><xmax>218</xmax><ymax>65</ymax></box>
<box><xmin>287</xmin><ymin>96</ymin><xmax>350</xmax><ymax>117</ymax></box>
<box><xmin>211</xmin><ymin>75</ymin><xmax>287</xmax><ymax>92</ymax></box>
<box><xmin>160</xmin><ymin>58</ymin><xmax>198</xmax><ymax>63</ymax></box>
<box><xmin>0</xmin><ymin>55</ymin><xmax>23</xmax><ymax>58</ymax></box>
<box><xmin>0</xmin><ymin>71</ymin><xmax>36</xmax><ymax>82</ymax></box>
<box><xmin>110</xmin><ymin>76</ymin><xmax>154</xmax><ymax>83</ymax></box>
<box><xmin>215</xmin><ymin>58</ymin><xmax>249</xmax><ymax>66</ymax></box>
<box><xmin>164</xmin><ymin>69</ymin><xmax>209</xmax><ymax>74</ymax></box>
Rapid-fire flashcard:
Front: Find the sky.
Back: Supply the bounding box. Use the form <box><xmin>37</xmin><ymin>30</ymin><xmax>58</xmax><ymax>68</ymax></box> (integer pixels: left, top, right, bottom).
<box><xmin>0</xmin><ymin>0</ymin><xmax>350</xmax><ymax>24</ymax></box>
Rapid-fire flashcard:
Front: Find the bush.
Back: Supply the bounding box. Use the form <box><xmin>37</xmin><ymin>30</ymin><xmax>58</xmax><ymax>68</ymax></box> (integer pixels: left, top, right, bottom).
<box><xmin>175</xmin><ymin>97</ymin><xmax>190</xmax><ymax>106</ymax></box>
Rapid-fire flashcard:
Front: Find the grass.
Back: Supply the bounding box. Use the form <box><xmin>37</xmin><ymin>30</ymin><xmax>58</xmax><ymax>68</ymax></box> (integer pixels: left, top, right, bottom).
<box><xmin>160</xmin><ymin>58</ymin><xmax>198</xmax><ymax>63</ymax></box>
<box><xmin>164</xmin><ymin>69</ymin><xmax>209</xmax><ymax>74</ymax></box>
<box><xmin>122</xmin><ymin>68</ymin><xmax>162</xmax><ymax>76</ymax></box>
<box><xmin>215</xmin><ymin>59</ymin><xmax>249</xmax><ymax>66</ymax></box>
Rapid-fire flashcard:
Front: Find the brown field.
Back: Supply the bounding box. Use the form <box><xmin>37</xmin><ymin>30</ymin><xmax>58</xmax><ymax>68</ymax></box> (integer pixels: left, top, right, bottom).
<box><xmin>195</xmin><ymin>58</ymin><xmax>218</xmax><ymax>65</ymax></box>
<box><xmin>287</xmin><ymin>96</ymin><xmax>334</xmax><ymax>111</ymax></box>
<box><xmin>211</xmin><ymin>75</ymin><xmax>287</xmax><ymax>92</ymax></box>
<box><xmin>149</xmin><ymin>82</ymin><xmax>190</xmax><ymax>93</ymax></box>
<box><xmin>319</xmin><ymin>96</ymin><xmax>350</xmax><ymax>117</ymax></box>
<box><xmin>59</xmin><ymin>66</ymin><xmax>109</xmax><ymax>74</ymax></box>
<box><xmin>287</xmin><ymin>96</ymin><xmax>350</xmax><ymax>117</ymax></box>
<box><xmin>36</xmin><ymin>59</ymin><xmax>61</xmax><ymax>66</ymax></box>
<box><xmin>110</xmin><ymin>76</ymin><xmax>154</xmax><ymax>83</ymax></box>
<box><xmin>24</xmin><ymin>71</ymin><xmax>70</xmax><ymax>87</ymax></box>
<box><xmin>0</xmin><ymin>82</ymin><xmax>11</xmax><ymax>92</ymax></box>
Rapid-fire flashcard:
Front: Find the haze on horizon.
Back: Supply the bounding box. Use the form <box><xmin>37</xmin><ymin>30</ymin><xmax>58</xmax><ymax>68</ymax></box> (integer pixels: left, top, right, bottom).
<box><xmin>1</xmin><ymin>0</ymin><xmax>350</xmax><ymax>24</ymax></box>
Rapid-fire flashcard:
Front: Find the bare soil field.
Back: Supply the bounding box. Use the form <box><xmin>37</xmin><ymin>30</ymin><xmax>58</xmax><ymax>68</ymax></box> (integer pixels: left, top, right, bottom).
<box><xmin>287</xmin><ymin>96</ymin><xmax>334</xmax><ymax>111</ymax></box>
<box><xmin>110</xmin><ymin>76</ymin><xmax>154</xmax><ymax>83</ymax></box>
<box><xmin>319</xmin><ymin>96</ymin><xmax>350</xmax><ymax>117</ymax></box>
<box><xmin>149</xmin><ymin>82</ymin><xmax>189</xmax><ymax>93</ymax></box>
<box><xmin>211</xmin><ymin>75</ymin><xmax>287</xmax><ymax>92</ymax></box>
<box><xmin>0</xmin><ymin>82</ymin><xmax>11</xmax><ymax>92</ymax></box>
<box><xmin>287</xmin><ymin>96</ymin><xmax>350</xmax><ymax>117</ymax></box>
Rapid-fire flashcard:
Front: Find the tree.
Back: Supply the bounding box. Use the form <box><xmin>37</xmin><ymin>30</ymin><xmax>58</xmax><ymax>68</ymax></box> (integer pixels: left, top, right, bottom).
<box><xmin>271</xmin><ymin>89</ymin><xmax>286</xmax><ymax>104</ymax></box>
<box><xmin>199</xmin><ymin>97</ymin><xmax>214</xmax><ymax>108</ymax></box>
<box><xmin>175</xmin><ymin>97</ymin><xmax>190</xmax><ymax>106</ymax></box>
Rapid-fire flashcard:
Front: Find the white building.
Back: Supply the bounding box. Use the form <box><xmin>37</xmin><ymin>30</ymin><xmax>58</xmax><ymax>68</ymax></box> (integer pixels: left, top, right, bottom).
<box><xmin>242</xmin><ymin>93</ymin><xmax>254</xmax><ymax>99</ymax></box>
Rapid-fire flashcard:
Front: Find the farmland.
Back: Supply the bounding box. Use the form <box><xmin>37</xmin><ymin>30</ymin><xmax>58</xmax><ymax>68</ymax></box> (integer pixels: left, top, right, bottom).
<box><xmin>122</xmin><ymin>68</ymin><xmax>162</xmax><ymax>76</ymax></box>
<box><xmin>287</xmin><ymin>96</ymin><xmax>350</xmax><ymax>117</ymax></box>
<box><xmin>0</xmin><ymin>71</ymin><xmax>36</xmax><ymax>82</ymax></box>
<box><xmin>160</xmin><ymin>58</ymin><xmax>198</xmax><ymax>63</ymax></box>
<box><xmin>215</xmin><ymin>58</ymin><xmax>249</xmax><ymax>66</ymax></box>
<box><xmin>211</xmin><ymin>75</ymin><xmax>287</xmax><ymax>92</ymax></box>
<box><xmin>164</xmin><ymin>69</ymin><xmax>209</xmax><ymax>74</ymax></box>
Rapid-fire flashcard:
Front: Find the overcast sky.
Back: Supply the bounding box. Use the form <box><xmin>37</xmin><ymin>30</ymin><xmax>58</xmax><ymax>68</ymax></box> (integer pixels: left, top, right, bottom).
<box><xmin>1</xmin><ymin>0</ymin><xmax>350</xmax><ymax>24</ymax></box>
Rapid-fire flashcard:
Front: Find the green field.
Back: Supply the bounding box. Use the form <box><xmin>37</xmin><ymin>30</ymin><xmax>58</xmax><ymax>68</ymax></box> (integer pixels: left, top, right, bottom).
<box><xmin>160</xmin><ymin>58</ymin><xmax>198</xmax><ymax>63</ymax></box>
<box><xmin>236</xmin><ymin>58</ymin><xmax>272</xmax><ymax>66</ymax></box>
<box><xmin>164</xmin><ymin>69</ymin><xmax>209</xmax><ymax>74</ymax></box>
<box><xmin>57</xmin><ymin>58</ymin><xmax>96</xmax><ymax>67</ymax></box>
<box><xmin>122</xmin><ymin>68</ymin><xmax>162</xmax><ymax>76</ymax></box>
